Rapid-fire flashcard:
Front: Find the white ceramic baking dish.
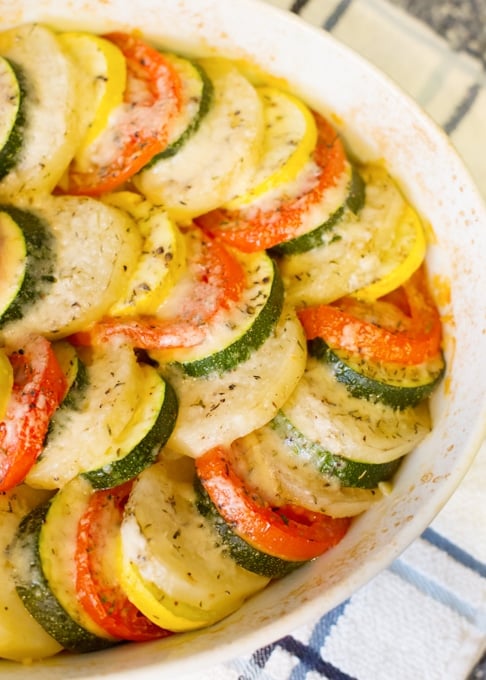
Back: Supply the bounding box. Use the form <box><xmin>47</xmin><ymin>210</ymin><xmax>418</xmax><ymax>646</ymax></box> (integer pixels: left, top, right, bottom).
<box><xmin>1</xmin><ymin>1</ymin><xmax>485</xmax><ymax>678</ymax></box>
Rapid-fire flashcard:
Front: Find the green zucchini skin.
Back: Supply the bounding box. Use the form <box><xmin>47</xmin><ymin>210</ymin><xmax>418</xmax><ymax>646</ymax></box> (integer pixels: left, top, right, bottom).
<box><xmin>309</xmin><ymin>338</ymin><xmax>445</xmax><ymax>410</ymax></box>
<box><xmin>346</xmin><ymin>164</ymin><xmax>367</xmax><ymax>214</ymax></box>
<box><xmin>82</xmin><ymin>376</ymin><xmax>178</xmax><ymax>489</ymax></box>
<box><xmin>176</xmin><ymin>257</ymin><xmax>284</xmax><ymax>377</ymax></box>
<box><xmin>270</xmin><ymin>166</ymin><xmax>365</xmax><ymax>256</ymax></box>
<box><xmin>0</xmin><ymin>59</ymin><xmax>26</xmax><ymax>180</ymax></box>
<box><xmin>160</xmin><ymin>306</ymin><xmax>307</xmax><ymax>458</ymax></box>
<box><xmin>270</xmin><ymin>410</ymin><xmax>401</xmax><ymax>489</ymax></box>
<box><xmin>0</xmin><ymin>204</ymin><xmax>55</xmax><ymax>328</ymax></box>
<box><xmin>194</xmin><ymin>476</ymin><xmax>305</xmax><ymax>578</ymax></box>
<box><xmin>51</xmin><ymin>342</ymin><xmax>89</xmax><ymax>410</ymax></box>
<box><xmin>61</xmin><ymin>354</ymin><xmax>89</xmax><ymax>411</ymax></box>
<box><xmin>8</xmin><ymin>502</ymin><xmax>115</xmax><ymax>654</ymax></box>
<box><xmin>44</xmin><ymin>346</ymin><xmax>89</xmax><ymax>442</ymax></box>
<box><xmin>145</xmin><ymin>59</ymin><xmax>213</xmax><ymax>167</ymax></box>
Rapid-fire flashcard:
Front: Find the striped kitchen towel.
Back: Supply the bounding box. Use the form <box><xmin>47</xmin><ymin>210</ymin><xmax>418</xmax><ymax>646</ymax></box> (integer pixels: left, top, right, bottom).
<box><xmin>270</xmin><ymin>0</ymin><xmax>486</xmax><ymax>202</ymax></box>
<box><xmin>192</xmin><ymin>0</ymin><xmax>486</xmax><ymax>678</ymax></box>
<box><xmin>212</xmin><ymin>522</ymin><xmax>486</xmax><ymax>680</ymax></box>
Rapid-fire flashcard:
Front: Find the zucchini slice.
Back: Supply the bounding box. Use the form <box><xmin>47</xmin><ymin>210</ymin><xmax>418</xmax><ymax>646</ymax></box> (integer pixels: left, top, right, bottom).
<box><xmin>83</xmin><ymin>368</ymin><xmax>178</xmax><ymax>489</ymax></box>
<box><xmin>134</xmin><ymin>58</ymin><xmax>264</xmax><ymax>221</ymax></box>
<box><xmin>0</xmin><ymin>57</ymin><xmax>26</xmax><ymax>180</ymax></box>
<box><xmin>26</xmin><ymin>344</ymin><xmax>148</xmax><ymax>489</ymax></box>
<box><xmin>9</xmin><ymin>492</ymin><xmax>116</xmax><ymax>653</ymax></box>
<box><xmin>51</xmin><ymin>341</ymin><xmax>86</xmax><ymax>402</ymax></box>
<box><xmin>309</xmin><ymin>338</ymin><xmax>446</xmax><ymax>410</ymax></box>
<box><xmin>27</xmin><ymin>348</ymin><xmax>178</xmax><ymax>490</ymax></box>
<box><xmin>43</xmin><ymin>342</ymin><xmax>89</xmax><ymax>442</ymax></box>
<box><xmin>161</xmin><ymin>305</ymin><xmax>307</xmax><ymax>458</ymax></box>
<box><xmin>229</xmin><ymin>422</ymin><xmax>385</xmax><ymax>515</ymax></box>
<box><xmin>280</xmin><ymin>356</ymin><xmax>431</xmax><ymax>465</ymax></box>
<box><xmin>269</xmin><ymin>411</ymin><xmax>400</xmax><ymax>490</ymax></box>
<box><xmin>119</xmin><ymin>454</ymin><xmax>269</xmax><ymax>632</ymax></box>
<box><xmin>0</xmin><ymin>195</ymin><xmax>141</xmax><ymax>343</ymax></box>
<box><xmin>194</xmin><ymin>476</ymin><xmax>305</xmax><ymax>578</ymax></box>
<box><xmin>270</xmin><ymin>165</ymin><xmax>365</xmax><ymax>255</ymax></box>
<box><xmin>0</xmin><ymin>485</ymin><xmax>62</xmax><ymax>662</ymax></box>
<box><xmin>0</xmin><ymin>204</ymin><xmax>54</xmax><ymax>328</ymax></box>
<box><xmin>152</xmin><ymin>249</ymin><xmax>284</xmax><ymax>376</ymax></box>
<box><xmin>38</xmin><ymin>478</ymin><xmax>119</xmax><ymax>646</ymax></box>
<box><xmin>0</xmin><ymin>24</ymin><xmax>79</xmax><ymax>196</ymax></box>
<box><xmin>280</xmin><ymin>163</ymin><xmax>407</xmax><ymax>307</ymax></box>
<box><xmin>147</xmin><ymin>55</ymin><xmax>213</xmax><ymax>162</ymax></box>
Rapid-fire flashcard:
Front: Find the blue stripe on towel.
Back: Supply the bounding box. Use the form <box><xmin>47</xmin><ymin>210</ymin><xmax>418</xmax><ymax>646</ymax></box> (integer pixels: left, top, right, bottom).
<box><xmin>422</xmin><ymin>527</ymin><xmax>486</xmax><ymax>579</ymax></box>
<box><xmin>443</xmin><ymin>82</ymin><xmax>481</xmax><ymax>134</ymax></box>
<box><xmin>309</xmin><ymin>599</ymin><xmax>349</xmax><ymax>644</ymax></box>
<box><xmin>235</xmin><ymin>600</ymin><xmax>355</xmax><ymax>680</ymax></box>
<box><xmin>389</xmin><ymin>558</ymin><xmax>486</xmax><ymax>631</ymax></box>
<box><xmin>287</xmin><ymin>600</ymin><xmax>355</xmax><ymax>680</ymax></box>
<box><xmin>323</xmin><ymin>0</ymin><xmax>354</xmax><ymax>31</ymax></box>
<box><xmin>290</xmin><ymin>0</ymin><xmax>310</xmax><ymax>13</ymax></box>
<box><xmin>283</xmin><ymin>633</ymin><xmax>357</xmax><ymax>679</ymax></box>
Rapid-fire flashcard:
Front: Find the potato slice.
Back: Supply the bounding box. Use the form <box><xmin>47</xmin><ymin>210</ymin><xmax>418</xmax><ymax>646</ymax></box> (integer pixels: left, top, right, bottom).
<box><xmin>0</xmin><ymin>195</ymin><xmax>141</xmax><ymax>343</ymax></box>
<box><xmin>0</xmin><ymin>24</ymin><xmax>79</xmax><ymax>196</ymax></box>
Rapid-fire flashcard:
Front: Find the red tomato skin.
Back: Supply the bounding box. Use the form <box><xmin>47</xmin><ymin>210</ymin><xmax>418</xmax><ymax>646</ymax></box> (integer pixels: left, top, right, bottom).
<box><xmin>196</xmin><ymin>113</ymin><xmax>346</xmax><ymax>253</ymax></box>
<box><xmin>196</xmin><ymin>446</ymin><xmax>351</xmax><ymax>562</ymax></box>
<box><xmin>75</xmin><ymin>482</ymin><xmax>172</xmax><ymax>641</ymax></box>
<box><xmin>0</xmin><ymin>336</ymin><xmax>68</xmax><ymax>491</ymax></box>
<box><xmin>64</xmin><ymin>32</ymin><xmax>182</xmax><ymax>196</ymax></box>
<box><xmin>298</xmin><ymin>267</ymin><xmax>442</xmax><ymax>366</ymax></box>
<box><xmin>69</xmin><ymin>228</ymin><xmax>246</xmax><ymax>350</ymax></box>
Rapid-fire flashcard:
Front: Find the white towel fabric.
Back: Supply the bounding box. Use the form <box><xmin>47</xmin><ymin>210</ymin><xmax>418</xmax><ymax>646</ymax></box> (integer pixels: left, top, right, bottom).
<box><xmin>191</xmin><ymin>1</ymin><xmax>486</xmax><ymax>678</ymax></box>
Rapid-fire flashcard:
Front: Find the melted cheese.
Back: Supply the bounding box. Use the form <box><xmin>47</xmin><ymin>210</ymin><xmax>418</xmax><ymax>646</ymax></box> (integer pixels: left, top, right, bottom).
<box><xmin>0</xmin><ymin>486</ymin><xmax>62</xmax><ymax>661</ymax></box>
<box><xmin>281</xmin><ymin>164</ymin><xmax>406</xmax><ymax>306</ymax></box>
<box><xmin>162</xmin><ymin>307</ymin><xmax>306</xmax><ymax>457</ymax></box>
<box><xmin>0</xmin><ymin>24</ymin><xmax>79</xmax><ymax>196</ymax></box>
<box><xmin>134</xmin><ymin>58</ymin><xmax>265</xmax><ymax>221</ymax></box>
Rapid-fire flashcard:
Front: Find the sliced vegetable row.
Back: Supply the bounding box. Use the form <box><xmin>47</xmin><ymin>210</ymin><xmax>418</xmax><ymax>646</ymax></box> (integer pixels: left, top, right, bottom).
<box><xmin>0</xmin><ymin>22</ymin><xmax>446</xmax><ymax>665</ymax></box>
<box><xmin>6</xmin><ymin>451</ymin><xmax>350</xmax><ymax>655</ymax></box>
<box><xmin>0</xmin><ymin>25</ymin><xmax>433</xmax><ymax>356</ymax></box>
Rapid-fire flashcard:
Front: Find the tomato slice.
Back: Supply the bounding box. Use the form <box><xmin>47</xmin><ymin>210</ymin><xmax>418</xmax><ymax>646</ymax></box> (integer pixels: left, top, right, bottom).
<box><xmin>298</xmin><ymin>266</ymin><xmax>442</xmax><ymax>365</ymax></box>
<box><xmin>70</xmin><ymin>317</ymin><xmax>206</xmax><ymax>350</ymax></box>
<box><xmin>75</xmin><ymin>482</ymin><xmax>171</xmax><ymax>641</ymax></box>
<box><xmin>196</xmin><ymin>112</ymin><xmax>346</xmax><ymax>252</ymax></box>
<box><xmin>195</xmin><ymin>446</ymin><xmax>351</xmax><ymax>562</ymax></box>
<box><xmin>70</xmin><ymin>228</ymin><xmax>246</xmax><ymax>349</ymax></box>
<box><xmin>0</xmin><ymin>336</ymin><xmax>68</xmax><ymax>491</ymax></box>
<box><xmin>64</xmin><ymin>32</ymin><xmax>182</xmax><ymax>196</ymax></box>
